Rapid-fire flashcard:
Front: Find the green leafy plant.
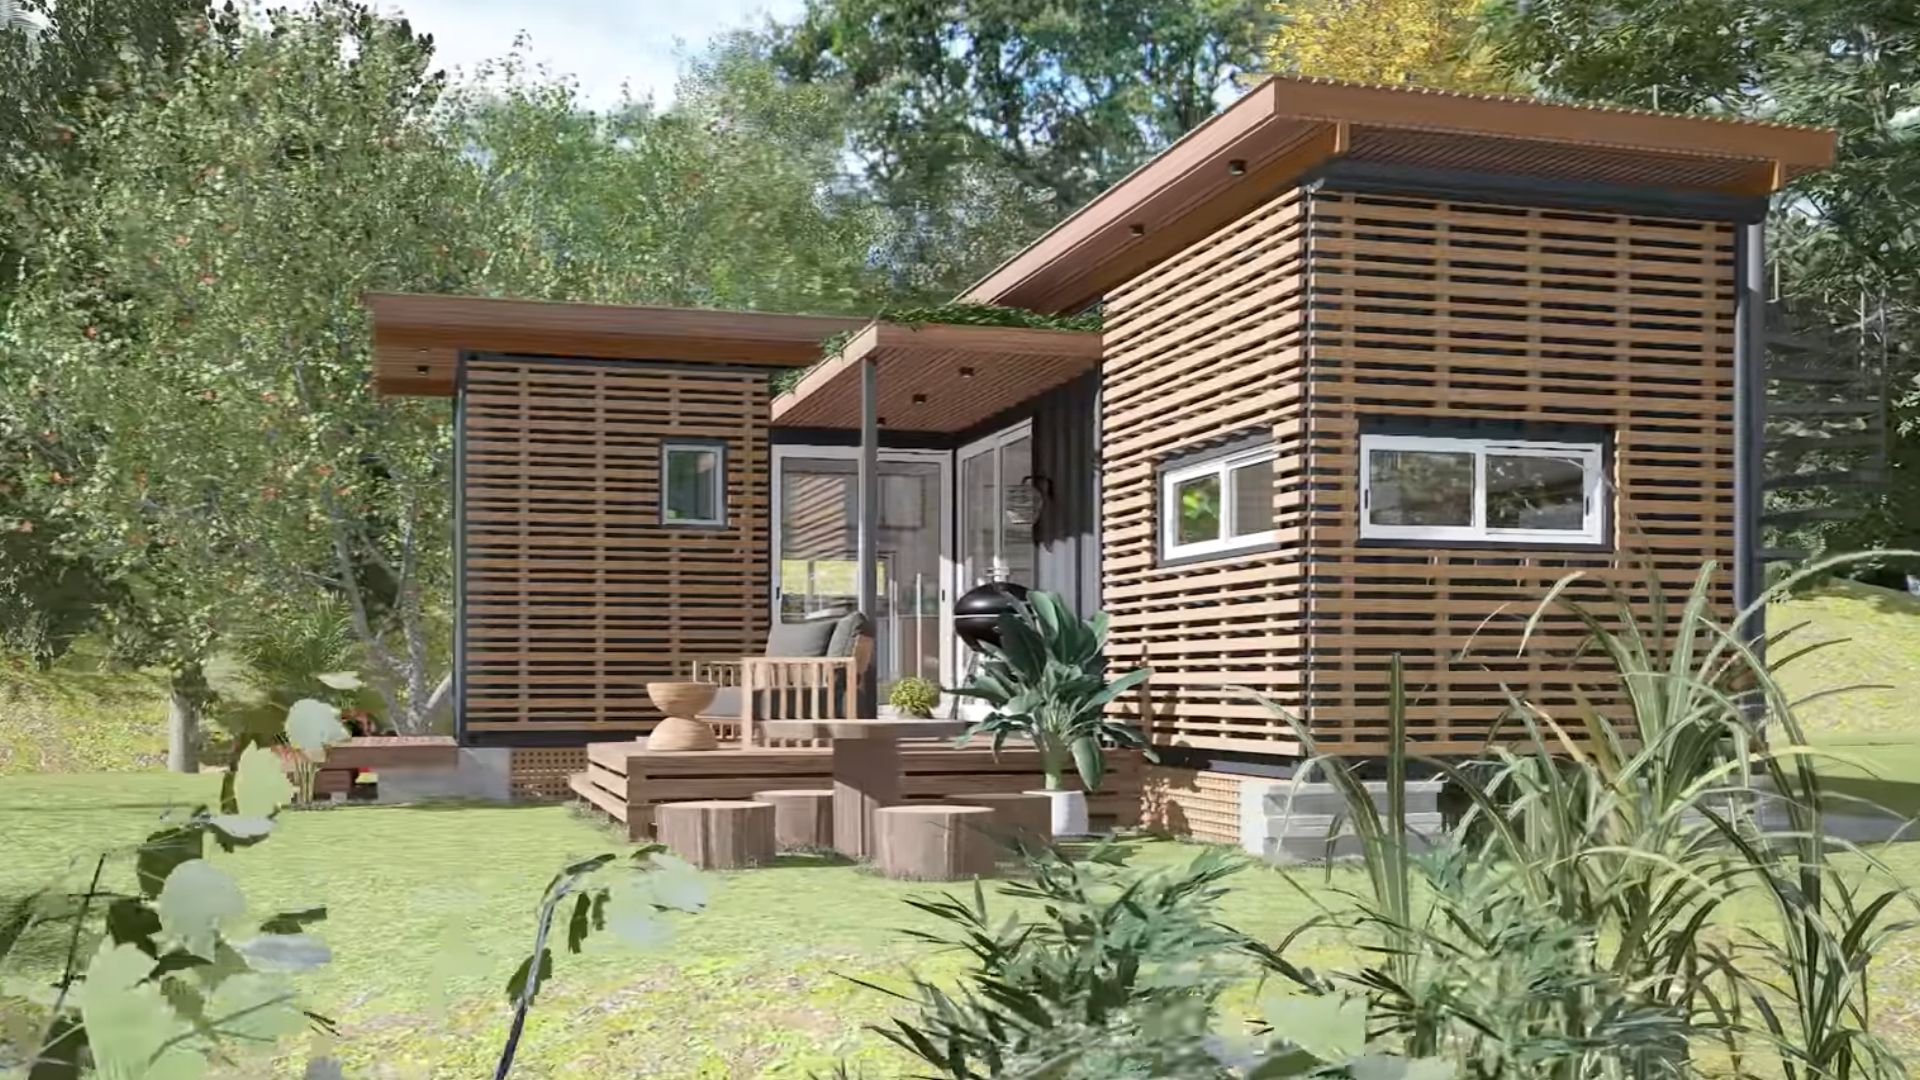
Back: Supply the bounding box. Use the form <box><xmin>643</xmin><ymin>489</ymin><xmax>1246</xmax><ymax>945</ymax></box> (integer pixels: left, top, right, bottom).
<box><xmin>950</xmin><ymin>591</ymin><xmax>1154</xmax><ymax>792</ymax></box>
<box><xmin>887</xmin><ymin>676</ymin><xmax>941</xmax><ymax>718</ymax></box>
<box><xmin>1240</xmin><ymin>555</ymin><xmax>1920</xmax><ymax>1080</ymax></box>
<box><xmin>495</xmin><ymin>846</ymin><xmax>710</xmax><ymax>1080</ymax></box>
<box><xmin>1</xmin><ymin>720</ymin><xmax>333</xmax><ymax>1077</ymax></box>
<box><xmin>845</xmin><ymin>843</ymin><xmax>1449</xmax><ymax>1080</ymax></box>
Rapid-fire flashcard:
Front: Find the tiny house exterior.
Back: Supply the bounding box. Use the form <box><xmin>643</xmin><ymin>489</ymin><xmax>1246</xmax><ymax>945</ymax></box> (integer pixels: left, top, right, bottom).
<box><xmin>371</xmin><ymin>77</ymin><xmax>1834</xmax><ymax>828</ymax></box>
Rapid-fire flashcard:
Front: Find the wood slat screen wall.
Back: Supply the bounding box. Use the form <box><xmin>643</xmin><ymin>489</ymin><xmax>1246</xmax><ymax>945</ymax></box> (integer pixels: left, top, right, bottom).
<box><xmin>1303</xmin><ymin>191</ymin><xmax>1735</xmax><ymax>752</ymax></box>
<box><xmin>1101</xmin><ymin>187</ymin><xmax>1313</xmax><ymax>755</ymax></box>
<box><xmin>461</xmin><ymin>357</ymin><xmax>771</xmax><ymax>738</ymax></box>
<box><xmin>1101</xmin><ymin>186</ymin><xmax>1737</xmax><ymax>756</ymax></box>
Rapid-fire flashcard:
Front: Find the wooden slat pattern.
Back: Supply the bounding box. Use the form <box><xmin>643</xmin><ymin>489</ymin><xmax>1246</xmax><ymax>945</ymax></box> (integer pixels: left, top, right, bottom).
<box><xmin>574</xmin><ymin>742</ymin><xmax>1143</xmax><ymax>840</ymax></box>
<box><xmin>1100</xmin><ymin>186</ymin><xmax>1736</xmax><ymax>756</ymax></box>
<box><xmin>1301</xmin><ymin>190</ymin><xmax>1735</xmax><ymax>751</ymax></box>
<box><xmin>1141</xmin><ymin>767</ymin><xmax>1244</xmax><ymax>844</ymax></box>
<box><xmin>462</xmin><ymin>358</ymin><xmax>770</xmax><ymax>738</ymax></box>
<box><xmin>1100</xmin><ymin>187</ymin><xmax>1314</xmax><ymax>756</ymax></box>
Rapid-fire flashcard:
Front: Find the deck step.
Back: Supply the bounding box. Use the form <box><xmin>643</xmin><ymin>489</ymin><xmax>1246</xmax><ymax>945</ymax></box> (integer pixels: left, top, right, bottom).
<box><xmin>569</xmin><ymin>771</ymin><xmax>628</xmax><ymax>823</ymax></box>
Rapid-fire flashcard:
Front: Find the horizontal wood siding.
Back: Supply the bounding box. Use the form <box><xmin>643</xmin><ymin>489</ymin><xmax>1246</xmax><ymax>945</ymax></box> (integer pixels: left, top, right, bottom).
<box><xmin>461</xmin><ymin>357</ymin><xmax>770</xmax><ymax>739</ymax></box>
<box><xmin>1100</xmin><ymin>185</ymin><xmax>1736</xmax><ymax>758</ymax></box>
<box><xmin>1301</xmin><ymin>190</ymin><xmax>1736</xmax><ymax>752</ymax></box>
<box><xmin>1101</xmin><ymin>187</ymin><xmax>1312</xmax><ymax>756</ymax></box>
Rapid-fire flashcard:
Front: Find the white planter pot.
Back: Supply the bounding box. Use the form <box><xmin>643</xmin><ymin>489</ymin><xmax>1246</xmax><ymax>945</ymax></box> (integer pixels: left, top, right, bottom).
<box><xmin>1029</xmin><ymin>788</ymin><xmax>1089</xmax><ymax>838</ymax></box>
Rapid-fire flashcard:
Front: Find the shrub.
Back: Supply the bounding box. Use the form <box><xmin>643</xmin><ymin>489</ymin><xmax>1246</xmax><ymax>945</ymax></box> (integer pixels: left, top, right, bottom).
<box><xmin>887</xmin><ymin>676</ymin><xmax>941</xmax><ymax>718</ymax></box>
<box><xmin>951</xmin><ymin>590</ymin><xmax>1153</xmax><ymax>792</ymax></box>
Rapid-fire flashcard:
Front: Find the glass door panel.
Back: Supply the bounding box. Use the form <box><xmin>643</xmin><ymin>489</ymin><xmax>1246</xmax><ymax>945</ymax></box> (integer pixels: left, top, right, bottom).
<box><xmin>957</xmin><ymin>422</ymin><xmax>1036</xmax><ymax>591</ymax></box>
<box><xmin>775</xmin><ymin>453</ymin><xmax>947</xmax><ymax>685</ymax></box>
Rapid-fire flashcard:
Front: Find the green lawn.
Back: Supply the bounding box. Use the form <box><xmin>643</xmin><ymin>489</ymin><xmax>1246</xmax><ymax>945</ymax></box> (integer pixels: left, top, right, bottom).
<box><xmin>7</xmin><ymin>771</ymin><xmax>1920</xmax><ymax>1077</ymax></box>
<box><xmin>1</xmin><ymin>579</ymin><xmax>1917</xmax><ymax>1076</ymax></box>
<box><xmin>0</xmin><ymin>772</ymin><xmax>1358</xmax><ymax>1078</ymax></box>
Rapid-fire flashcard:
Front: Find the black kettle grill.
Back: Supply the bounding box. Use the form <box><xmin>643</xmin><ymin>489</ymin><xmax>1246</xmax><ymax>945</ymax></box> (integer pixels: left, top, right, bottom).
<box><xmin>953</xmin><ymin>580</ymin><xmax>1030</xmax><ymax>650</ymax></box>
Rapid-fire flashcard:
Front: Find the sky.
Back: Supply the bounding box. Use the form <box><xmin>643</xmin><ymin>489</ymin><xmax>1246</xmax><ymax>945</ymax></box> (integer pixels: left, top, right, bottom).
<box><xmin>376</xmin><ymin>0</ymin><xmax>810</xmax><ymax>108</ymax></box>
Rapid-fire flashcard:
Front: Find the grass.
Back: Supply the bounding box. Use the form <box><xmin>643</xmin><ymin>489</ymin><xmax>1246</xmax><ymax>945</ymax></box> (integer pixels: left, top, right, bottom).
<box><xmin>0</xmin><ymin>579</ymin><xmax>1914</xmax><ymax>1075</ymax></box>
<box><xmin>0</xmin><ymin>772</ymin><xmax>1353</xmax><ymax>1078</ymax></box>
<box><xmin>1772</xmin><ymin>579</ymin><xmax>1920</xmax><ymax>816</ymax></box>
<box><xmin>6</xmin><ymin>773</ymin><xmax>1920</xmax><ymax>1077</ymax></box>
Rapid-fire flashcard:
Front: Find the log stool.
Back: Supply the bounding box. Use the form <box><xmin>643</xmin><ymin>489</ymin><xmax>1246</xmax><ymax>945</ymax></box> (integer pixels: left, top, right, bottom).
<box><xmin>874</xmin><ymin>805</ymin><xmax>995</xmax><ymax>881</ymax></box>
<box><xmin>752</xmin><ymin>789</ymin><xmax>835</xmax><ymax>850</ymax></box>
<box><xmin>963</xmin><ymin>792</ymin><xmax>1052</xmax><ymax>852</ymax></box>
<box><xmin>655</xmin><ymin>800</ymin><xmax>775</xmax><ymax>870</ymax></box>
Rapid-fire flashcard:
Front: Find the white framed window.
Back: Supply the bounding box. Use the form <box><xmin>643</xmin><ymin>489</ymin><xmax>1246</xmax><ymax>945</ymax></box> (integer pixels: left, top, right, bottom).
<box><xmin>1359</xmin><ymin>433</ymin><xmax>1606</xmax><ymax>545</ymax></box>
<box><xmin>1160</xmin><ymin>444</ymin><xmax>1279</xmax><ymax>561</ymax></box>
<box><xmin>661</xmin><ymin>441</ymin><xmax>726</xmax><ymax>527</ymax></box>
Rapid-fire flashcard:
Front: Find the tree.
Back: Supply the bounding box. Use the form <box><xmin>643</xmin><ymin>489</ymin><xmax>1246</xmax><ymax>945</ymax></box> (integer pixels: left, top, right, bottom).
<box><xmin>772</xmin><ymin>0</ymin><xmax>1271</xmax><ymax>295</ymax></box>
<box><xmin>1481</xmin><ymin>0</ymin><xmax>1920</xmax><ymax>562</ymax></box>
<box><xmin>3</xmin><ymin>5</ymin><xmax>898</xmax><ymax>758</ymax></box>
<box><xmin>1266</xmin><ymin>0</ymin><xmax>1518</xmax><ymax>90</ymax></box>
<box><xmin>448</xmin><ymin>31</ymin><xmax>891</xmax><ymax>316</ymax></box>
<box><xmin>3</xmin><ymin>2</ymin><xmax>463</xmax><ymax>745</ymax></box>
<box><xmin>0</xmin><ymin>0</ymin><xmax>214</xmax><ymax>695</ymax></box>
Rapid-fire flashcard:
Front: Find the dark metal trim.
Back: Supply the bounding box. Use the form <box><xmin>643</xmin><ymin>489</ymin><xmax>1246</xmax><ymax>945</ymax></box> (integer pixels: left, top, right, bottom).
<box><xmin>657</xmin><ymin>437</ymin><xmax>731</xmax><ymax>530</ymax></box>
<box><xmin>465</xmin><ymin>350</ymin><xmax>790</xmax><ymax>379</ymax></box>
<box><xmin>1305</xmin><ymin>160</ymin><xmax>1770</xmax><ymax>222</ymax></box>
<box><xmin>1353</xmin><ymin>416</ymin><xmax>1618</xmax><ymax>554</ymax></box>
<box><xmin>1733</xmin><ymin>221</ymin><xmax>1766</xmax><ymax>650</ymax></box>
<box><xmin>452</xmin><ymin>351</ymin><xmax>470</xmax><ymax>746</ymax></box>
<box><xmin>1151</xmin><ymin>745</ymin><xmax>1301</xmax><ymax>777</ymax></box>
<box><xmin>769</xmin><ymin>426</ymin><xmax>954</xmax><ymax>451</ymax></box>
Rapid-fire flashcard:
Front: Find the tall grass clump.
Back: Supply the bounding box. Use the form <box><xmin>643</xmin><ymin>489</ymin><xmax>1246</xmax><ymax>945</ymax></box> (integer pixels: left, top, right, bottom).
<box><xmin>1246</xmin><ymin>556</ymin><xmax>1919</xmax><ymax>1079</ymax></box>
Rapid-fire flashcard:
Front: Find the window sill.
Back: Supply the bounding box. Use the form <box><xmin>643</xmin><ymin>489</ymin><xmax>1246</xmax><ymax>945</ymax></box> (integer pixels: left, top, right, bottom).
<box><xmin>1158</xmin><ymin>537</ymin><xmax>1287</xmax><ymax>569</ymax></box>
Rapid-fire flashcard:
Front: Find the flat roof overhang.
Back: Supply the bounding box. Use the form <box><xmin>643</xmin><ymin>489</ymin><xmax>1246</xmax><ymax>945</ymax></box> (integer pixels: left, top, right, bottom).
<box><xmin>770</xmin><ymin>322</ymin><xmax>1103</xmax><ymax>434</ymax></box>
<box><xmin>964</xmin><ymin>75</ymin><xmax>1838</xmax><ymax>314</ymax></box>
<box><xmin>367</xmin><ymin>292</ymin><xmax>867</xmax><ymax>396</ymax></box>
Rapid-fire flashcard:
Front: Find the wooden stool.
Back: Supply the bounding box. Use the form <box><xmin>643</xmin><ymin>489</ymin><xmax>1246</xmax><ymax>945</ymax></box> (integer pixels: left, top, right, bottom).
<box><xmin>874</xmin><ymin>805</ymin><xmax>995</xmax><ymax>881</ymax></box>
<box><xmin>655</xmin><ymin>800</ymin><xmax>775</xmax><ymax>870</ymax></box>
<box><xmin>752</xmin><ymin>789</ymin><xmax>834</xmax><ymax>850</ymax></box>
<box><xmin>963</xmin><ymin>792</ymin><xmax>1052</xmax><ymax>852</ymax></box>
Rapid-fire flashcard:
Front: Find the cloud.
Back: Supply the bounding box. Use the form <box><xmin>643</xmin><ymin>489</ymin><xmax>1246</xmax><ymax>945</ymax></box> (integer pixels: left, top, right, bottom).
<box><xmin>377</xmin><ymin>0</ymin><xmax>807</xmax><ymax>107</ymax></box>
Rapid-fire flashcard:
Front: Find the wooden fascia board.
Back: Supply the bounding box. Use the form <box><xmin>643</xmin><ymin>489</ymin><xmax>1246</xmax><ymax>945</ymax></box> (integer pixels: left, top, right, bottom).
<box><xmin>1268</xmin><ymin>78</ymin><xmax>1836</xmax><ymax>173</ymax></box>
<box><xmin>1020</xmin><ymin>123</ymin><xmax>1342</xmax><ymax>313</ymax></box>
<box><xmin>963</xmin><ymin>80</ymin><xmax>1287</xmax><ymax>307</ymax></box>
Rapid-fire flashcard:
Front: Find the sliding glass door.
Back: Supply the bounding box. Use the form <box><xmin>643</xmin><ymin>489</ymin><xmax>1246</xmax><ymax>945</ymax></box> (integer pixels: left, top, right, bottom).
<box><xmin>772</xmin><ymin>447</ymin><xmax>951</xmax><ymax>685</ymax></box>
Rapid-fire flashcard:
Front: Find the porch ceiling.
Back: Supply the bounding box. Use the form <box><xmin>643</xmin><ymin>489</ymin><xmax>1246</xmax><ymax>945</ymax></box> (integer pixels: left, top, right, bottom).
<box><xmin>769</xmin><ymin>321</ymin><xmax>1103</xmax><ymax>434</ymax></box>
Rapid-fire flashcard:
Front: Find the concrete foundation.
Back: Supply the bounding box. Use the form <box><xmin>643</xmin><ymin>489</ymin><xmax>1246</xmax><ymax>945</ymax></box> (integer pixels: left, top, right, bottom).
<box><xmin>373</xmin><ymin>747</ymin><xmax>512</xmax><ymax>804</ymax></box>
<box><xmin>1239</xmin><ymin>777</ymin><xmax>1448</xmax><ymax>864</ymax></box>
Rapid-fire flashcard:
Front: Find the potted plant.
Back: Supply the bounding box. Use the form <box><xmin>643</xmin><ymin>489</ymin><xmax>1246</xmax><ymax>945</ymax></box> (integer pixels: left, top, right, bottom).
<box><xmin>887</xmin><ymin>676</ymin><xmax>942</xmax><ymax>719</ymax></box>
<box><xmin>951</xmin><ymin>590</ymin><xmax>1153</xmax><ymax>836</ymax></box>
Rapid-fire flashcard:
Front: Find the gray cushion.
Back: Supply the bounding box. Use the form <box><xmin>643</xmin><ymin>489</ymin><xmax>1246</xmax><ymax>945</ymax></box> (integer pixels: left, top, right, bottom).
<box><xmin>700</xmin><ymin>686</ymin><xmax>742</xmax><ymax>720</ymax></box>
<box><xmin>763</xmin><ymin>617</ymin><xmax>837</xmax><ymax>658</ymax></box>
<box><xmin>827</xmin><ymin>610</ymin><xmax>872</xmax><ymax>658</ymax></box>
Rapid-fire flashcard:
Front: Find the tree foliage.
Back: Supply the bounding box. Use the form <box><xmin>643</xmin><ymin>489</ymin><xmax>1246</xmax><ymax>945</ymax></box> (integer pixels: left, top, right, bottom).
<box><xmin>1</xmin><ymin>4</ymin><xmax>898</xmax><ymax>740</ymax></box>
<box><xmin>1266</xmin><ymin>0</ymin><xmax>1517</xmax><ymax>90</ymax></box>
<box><xmin>773</xmin><ymin>0</ymin><xmax>1270</xmax><ymax>294</ymax></box>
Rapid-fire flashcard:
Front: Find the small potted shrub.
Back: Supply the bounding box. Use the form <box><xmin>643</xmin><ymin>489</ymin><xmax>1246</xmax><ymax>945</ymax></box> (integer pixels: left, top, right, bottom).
<box><xmin>888</xmin><ymin>676</ymin><xmax>942</xmax><ymax>719</ymax></box>
<box><xmin>952</xmin><ymin>591</ymin><xmax>1153</xmax><ymax>837</ymax></box>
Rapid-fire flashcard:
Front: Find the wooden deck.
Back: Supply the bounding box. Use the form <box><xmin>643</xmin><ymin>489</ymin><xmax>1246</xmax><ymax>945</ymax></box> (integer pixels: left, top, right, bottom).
<box><xmin>571</xmin><ymin>739</ymin><xmax>1143</xmax><ymax>841</ymax></box>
